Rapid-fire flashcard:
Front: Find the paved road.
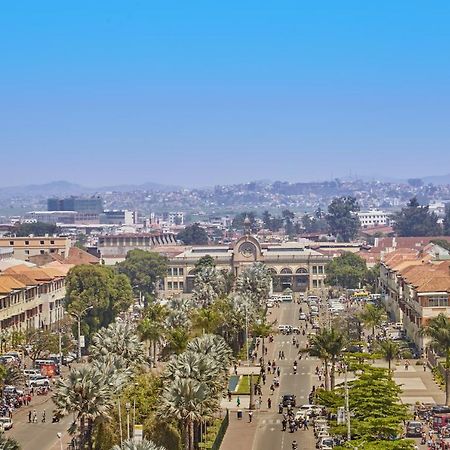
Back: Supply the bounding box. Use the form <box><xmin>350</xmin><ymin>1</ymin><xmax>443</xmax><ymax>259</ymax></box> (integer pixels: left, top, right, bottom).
<box><xmin>252</xmin><ymin>300</ymin><xmax>317</xmax><ymax>450</ymax></box>
<box><xmin>7</xmin><ymin>392</ymin><xmax>73</xmax><ymax>450</ymax></box>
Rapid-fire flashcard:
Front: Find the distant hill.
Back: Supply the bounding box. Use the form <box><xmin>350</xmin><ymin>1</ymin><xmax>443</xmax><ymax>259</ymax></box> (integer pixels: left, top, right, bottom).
<box><xmin>0</xmin><ymin>180</ymin><xmax>182</xmax><ymax>197</ymax></box>
<box><xmin>422</xmin><ymin>174</ymin><xmax>450</xmax><ymax>185</ymax></box>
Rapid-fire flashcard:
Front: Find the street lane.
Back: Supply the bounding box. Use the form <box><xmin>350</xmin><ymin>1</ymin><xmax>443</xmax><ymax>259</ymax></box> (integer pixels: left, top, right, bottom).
<box><xmin>252</xmin><ymin>299</ymin><xmax>317</xmax><ymax>450</ymax></box>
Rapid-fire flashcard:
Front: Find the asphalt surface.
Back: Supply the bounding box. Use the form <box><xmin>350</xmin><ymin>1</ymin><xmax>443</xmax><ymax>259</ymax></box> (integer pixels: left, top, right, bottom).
<box><xmin>7</xmin><ymin>393</ymin><xmax>73</xmax><ymax>450</ymax></box>
<box><xmin>252</xmin><ymin>300</ymin><xmax>317</xmax><ymax>450</ymax></box>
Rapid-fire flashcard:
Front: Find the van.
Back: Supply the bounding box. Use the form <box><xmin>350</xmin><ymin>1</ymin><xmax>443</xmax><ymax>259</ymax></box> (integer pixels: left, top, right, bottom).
<box><xmin>23</xmin><ymin>368</ymin><xmax>42</xmax><ymax>377</ymax></box>
<box><xmin>281</xmin><ymin>295</ymin><xmax>293</xmax><ymax>302</ymax></box>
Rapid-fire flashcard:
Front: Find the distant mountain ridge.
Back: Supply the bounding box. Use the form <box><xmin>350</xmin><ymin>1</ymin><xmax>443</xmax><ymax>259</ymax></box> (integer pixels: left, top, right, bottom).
<box><xmin>0</xmin><ymin>180</ymin><xmax>181</xmax><ymax>197</ymax></box>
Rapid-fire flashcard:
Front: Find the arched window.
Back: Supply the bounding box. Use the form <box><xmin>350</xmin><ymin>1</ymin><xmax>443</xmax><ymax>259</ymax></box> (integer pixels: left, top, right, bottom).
<box><xmin>280</xmin><ymin>268</ymin><xmax>293</xmax><ymax>274</ymax></box>
<box><xmin>296</xmin><ymin>268</ymin><xmax>308</xmax><ymax>274</ymax></box>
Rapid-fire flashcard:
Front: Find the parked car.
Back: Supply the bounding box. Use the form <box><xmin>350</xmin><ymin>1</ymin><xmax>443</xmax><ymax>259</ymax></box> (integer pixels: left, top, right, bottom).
<box><xmin>0</xmin><ymin>417</ymin><xmax>13</xmax><ymax>430</ymax></box>
<box><xmin>299</xmin><ymin>313</ymin><xmax>307</xmax><ymax>320</ymax></box>
<box><xmin>23</xmin><ymin>368</ymin><xmax>42</xmax><ymax>377</ymax></box>
<box><xmin>317</xmin><ymin>437</ymin><xmax>334</xmax><ymax>449</ymax></box>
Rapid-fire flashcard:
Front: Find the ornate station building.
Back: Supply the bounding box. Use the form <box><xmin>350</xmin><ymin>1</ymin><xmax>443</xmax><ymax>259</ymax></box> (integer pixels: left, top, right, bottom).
<box><xmin>163</xmin><ymin>235</ymin><xmax>331</xmax><ymax>295</ymax></box>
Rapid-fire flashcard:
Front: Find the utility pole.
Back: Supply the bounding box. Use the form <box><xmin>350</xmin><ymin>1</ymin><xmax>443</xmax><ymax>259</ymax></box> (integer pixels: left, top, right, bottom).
<box><xmin>245</xmin><ymin>303</ymin><xmax>249</xmax><ymax>366</ymax></box>
<box><xmin>344</xmin><ymin>364</ymin><xmax>351</xmax><ymax>441</ymax></box>
<box><xmin>249</xmin><ymin>373</ymin><xmax>255</xmax><ymax>409</ymax></box>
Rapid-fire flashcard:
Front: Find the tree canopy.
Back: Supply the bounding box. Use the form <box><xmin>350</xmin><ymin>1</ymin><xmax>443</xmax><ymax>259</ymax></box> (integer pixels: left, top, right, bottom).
<box><xmin>65</xmin><ymin>265</ymin><xmax>134</xmax><ymax>342</ymax></box>
<box><xmin>392</xmin><ymin>197</ymin><xmax>441</xmax><ymax>237</ymax></box>
<box><xmin>13</xmin><ymin>221</ymin><xmax>60</xmax><ymax>237</ymax></box>
<box><xmin>177</xmin><ymin>223</ymin><xmax>209</xmax><ymax>245</ymax></box>
<box><xmin>325</xmin><ymin>252</ymin><xmax>368</xmax><ymax>289</ymax></box>
<box><xmin>117</xmin><ymin>249</ymin><xmax>168</xmax><ymax>299</ymax></box>
<box><xmin>326</xmin><ymin>196</ymin><xmax>360</xmax><ymax>242</ymax></box>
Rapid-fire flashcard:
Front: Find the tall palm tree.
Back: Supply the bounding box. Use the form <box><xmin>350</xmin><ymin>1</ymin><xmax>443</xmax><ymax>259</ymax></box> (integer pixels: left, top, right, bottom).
<box><xmin>138</xmin><ymin>318</ymin><xmax>165</xmax><ymax>367</ymax></box>
<box><xmin>186</xmin><ymin>334</ymin><xmax>233</xmax><ymax>373</ymax></box>
<box><xmin>359</xmin><ymin>304</ymin><xmax>386</xmax><ymax>337</ymax></box>
<box><xmin>53</xmin><ymin>366</ymin><xmax>114</xmax><ymax>449</ymax></box>
<box><xmin>111</xmin><ymin>439</ymin><xmax>166</xmax><ymax>450</ymax></box>
<box><xmin>158</xmin><ymin>377</ymin><xmax>217</xmax><ymax>450</ymax></box>
<box><xmin>424</xmin><ymin>313</ymin><xmax>450</xmax><ymax>405</ymax></box>
<box><xmin>0</xmin><ymin>434</ymin><xmax>20</xmax><ymax>450</ymax></box>
<box><xmin>309</xmin><ymin>328</ymin><xmax>346</xmax><ymax>390</ymax></box>
<box><xmin>378</xmin><ymin>339</ymin><xmax>399</xmax><ymax>373</ymax></box>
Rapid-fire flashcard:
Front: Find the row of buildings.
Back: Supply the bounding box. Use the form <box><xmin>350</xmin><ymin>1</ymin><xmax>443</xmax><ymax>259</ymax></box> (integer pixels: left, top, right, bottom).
<box><xmin>380</xmin><ymin>241</ymin><xmax>450</xmax><ymax>353</ymax></box>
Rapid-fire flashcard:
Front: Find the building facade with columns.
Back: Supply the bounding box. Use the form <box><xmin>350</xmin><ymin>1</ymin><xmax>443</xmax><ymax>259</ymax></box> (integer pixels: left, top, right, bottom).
<box><xmin>163</xmin><ymin>235</ymin><xmax>331</xmax><ymax>295</ymax></box>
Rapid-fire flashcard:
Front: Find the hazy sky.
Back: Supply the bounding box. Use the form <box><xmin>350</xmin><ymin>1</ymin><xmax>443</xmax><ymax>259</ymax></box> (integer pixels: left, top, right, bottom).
<box><xmin>1</xmin><ymin>1</ymin><xmax>450</xmax><ymax>187</ymax></box>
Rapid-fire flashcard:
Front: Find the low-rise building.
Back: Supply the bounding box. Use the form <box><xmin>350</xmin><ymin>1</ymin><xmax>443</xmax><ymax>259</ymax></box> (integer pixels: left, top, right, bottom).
<box><xmin>0</xmin><ymin>237</ymin><xmax>71</xmax><ymax>262</ymax></box>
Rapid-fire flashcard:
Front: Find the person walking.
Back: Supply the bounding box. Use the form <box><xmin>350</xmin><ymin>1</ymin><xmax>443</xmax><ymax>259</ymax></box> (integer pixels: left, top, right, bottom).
<box><xmin>268</xmin><ymin>398</ymin><xmax>272</xmax><ymax>409</ymax></box>
<box><xmin>236</xmin><ymin>397</ymin><xmax>241</xmax><ymax>407</ymax></box>
<box><xmin>227</xmin><ymin>389</ymin><xmax>232</xmax><ymax>402</ymax></box>
<box><xmin>28</xmin><ymin>411</ymin><xmax>32</xmax><ymax>423</ymax></box>
<box><xmin>248</xmin><ymin>411</ymin><xmax>253</xmax><ymax>423</ymax></box>
<box><xmin>32</xmin><ymin>409</ymin><xmax>37</xmax><ymax>423</ymax></box>
<box><xmin>42</xmin><ymin>410</ymin><xmax>46</xmax><ymax>423</ymax></box>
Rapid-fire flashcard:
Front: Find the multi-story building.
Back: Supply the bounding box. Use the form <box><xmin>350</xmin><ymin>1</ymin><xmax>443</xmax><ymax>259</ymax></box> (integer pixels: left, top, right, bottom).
<box><xmin>0</xmin><ymin>237</ymin><xmax>71</xmax><ymax>262</ymax></box>
<box><xmin>99</xmin><ymin>210</ymin><xmax>137</xmax><ymax>225</ymax></box>
<box><xmin>99</xmin><ymin>233</ymin><xmax>177</xmax><ymax>264</ymax></box>
<box><xmin>163</xmin><ymin>235</ymin><xmax>330</xmax><ymax>295</ymax></box>
<box><xmin>47</xmin><ymin>196</ymin><xmax>104</xmax><ymax>214</ymax></box>
<box><xmin>0</xmin><ymin>264</ymin><xmax>68</xmax><ymax>331</ymax></box>
<box><xmin>380</xmin><ymin>249</ymin><xmax>450</xmax><ymax>352</ymax></box>
<box><xmin>357</xmin><ymin>209</ymin><xmax>389</xmax><ymax>228</ymax></box>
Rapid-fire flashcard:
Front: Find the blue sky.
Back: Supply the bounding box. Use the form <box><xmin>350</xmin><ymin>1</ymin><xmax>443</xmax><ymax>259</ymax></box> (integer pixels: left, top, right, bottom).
<box><xmin>1</xmin><ymin>1</ymin><xmax>450</xmax><ymax>187</ymax></box>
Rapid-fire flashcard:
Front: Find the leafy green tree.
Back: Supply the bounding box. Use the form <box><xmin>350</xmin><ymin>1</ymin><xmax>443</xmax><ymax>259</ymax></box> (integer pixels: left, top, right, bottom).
<box><xmin>359</xmin><ymin>304</ymin><xmax>386</xmax><ymax>337</ymax></box>
<box><xmin>325</xmin><ymin>252</ymin><xmax>368</xmax><ymax>289</ymax></box>
<box><xmin>65</xmin><ymin>265</ymin><xmax>133</xmax><ymax>342</ymax></box>
<box><xmin>13</xmin><ymin>221</ymin><xmax>59</xmax><ymax>237</ymax></box>
<box><xmin>364</xmin><ymin>263</ymin><xmax>380</xmax><ymax>293</ymax></box>
<box><xmin>393</xmin><ymin>197</ymin><xmax>441</xmax><ymax>237</ymax></box>
<box><xmin>26</xmin><ymin>330</ymin><xmax>59</xmax><ymax>361</ymax></box>
<box><xmin>326</xmin><ymin>196</ymin><xmax>360</xmax><ymax>242</ymax></box>
<box><xmin>192</xmin><ymin>267</ymin><xmax>226</xmax><ymax>306</ymax></box>
<box><xmin>117</xmin><ymin>249</ymin><xmax>168</xmax><ymax>300</ymax></box>
<box><xmin>177</xmin><ymin>224</ymin><xmax>209</xmax><ymax>245</ymax></box>
<box><xmin>139</xmin><ymin>317</ymin><xmax>166</xmax><ymax>367</ymax></box>
<box><xmin>424</xmin><ymin>313</ymin><xmax>450</xmax><ymax>405</ymax></box>
<box><xmin>282</xmin><ymin>209</ymin><xmax>295</xmax><ymax>236</ymax></box>
<box><xmin>378</xmin><ymin>339</ymin><xmax>399</xmax><ymax>372</ymax></box>
<box><xmin>193</xmin><ymin>255</ymin><xmax>215</xmax><ymax>273</ymax></box>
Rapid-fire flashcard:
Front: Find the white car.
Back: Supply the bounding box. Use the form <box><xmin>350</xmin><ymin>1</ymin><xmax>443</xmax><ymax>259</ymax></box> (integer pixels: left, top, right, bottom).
<box><xmin>266</xmin><ymin>301</ymin><xmax>274</xmax><ymax>308</ymax></box>
<box><xmin>299</xmin><ymin>313</ymin><xmax>307</xmax><ymax>320</ymax></box>
<box><xmin>318</xmin><ymin>437</ymin><xmax>334</xmax><ymax>449</ymax></box>
<box><xmin>0</xmin><ymin>417</ymin><xmax>13</xmax><ymax>430</ymax></box>
<box><xmin>27</xmin><ymin>375</ymin><xmax>50</xmax><ymax>388</ymax></box>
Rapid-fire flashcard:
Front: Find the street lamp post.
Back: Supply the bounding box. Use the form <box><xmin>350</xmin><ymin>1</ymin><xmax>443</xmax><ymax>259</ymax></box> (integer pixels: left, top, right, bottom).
<box><xmin>70</xmin><ymin>306</ymin><xmax>93</xmax><ymax>361</ymax></box>
<box><xmin>125</xmin><ymin>402</ymin><xmax>131</xmax><ymax>440</ymax></box>
<box><xmin>344</xmin><ymin>363</ymin><xmax>351</xmax><ymax>441</ymax></box>
<box><xmin>56</xmin><ymin>432</ymin><xmax>63</xmax><ymax>450</ymax></box>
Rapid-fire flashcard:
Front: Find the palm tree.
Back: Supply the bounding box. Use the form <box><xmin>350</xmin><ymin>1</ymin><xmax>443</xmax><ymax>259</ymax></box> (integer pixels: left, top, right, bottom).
<box><xmin>309</xmin><ymin>328</ymin><xmax>346</xmax><ymax>390</ymax></box>
<box><xmin>359</xmin><ymin>304</ymin><xmax>386</xmax><ymax>336</ymax></box>
<box><xmin>90</xmin><ymin>322</ymin><xmax>146</xmax><ymax>367</ymax></box>
<box><xmin>138</xmin><ymin>318</ymin><xmax>165</xmax><ymax>367</ymax></box>
<box><xmin>158</xmin><ymin>377</ymin><xmax>217</xmax><ymax>450</ymax></box>
<box><xmin>2</xmin><ymin>366</ymin><xmax>23</xmax><ymax>387</ymax></box>
<box><xmin>186</xmin><ymin>334</ymin><xmax>233</xmax><ymax>372</ymax></box>
<box><xmin>378</xmin><ymin>339</ymin><xmax>399</xmax><ymax>373</ymax></box>
<box><xmin>424</xmin><ymin>313</ymin><xmax>450</xmax><ymax>405</ymax></box>
<box><xmin>236</xmin><ymin>263</ymin><xmax>272</xmax><ymax>306</ymax></box>
<box><xmin>111</xmin><ymin>439</ymin><xmax>165</xmax><ymax>450</ymax></box>
<box><xmin>0</xmin><ymin>434</ymin><xmax>20</xmax><ymax>450</ymax></box>
<box><xmin>53</xmin><ymin>366</ymin><xmax>114</xmax><ymax>449</ymax></box>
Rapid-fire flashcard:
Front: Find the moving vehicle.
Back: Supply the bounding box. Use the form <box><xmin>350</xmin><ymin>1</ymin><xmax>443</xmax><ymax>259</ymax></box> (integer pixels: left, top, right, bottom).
<box><xmin>27</xmin><ymin>375</ymin><xmax>50</xmax><ymax>388</ymax></box>
<box><xmin>281</xmin><ymin>394</ymin><xmax>296</xmax><ymax>407</ymax></box>
<box><xmin>317</xmin><ymin>437</ymin><xmax>334</xmax><ymax>449</ymax></box>
<box><xmin>406</xmin><ymin>420</ymin><xmax>423</xmax><ymax>437</ymax></box>
<box><xmin>0</xmin><ymin>417</ymin><xmax>13</xmax><ymax>430</ymax></box>
<box><xmin>299</xmin><ymin>312</ymin><xmax>307</xmax><ymax>320</ymax></box>
<box><xmin>281</xmin><ymin>294</ymin><xmax>293</xmax><ymax>302</ymax></box>
<box><xmin>278</xmin><ymin>325</ymin><xmax>293</xmax><ymax>334</ymax></box>
<box><xmin>34</xmin><ymin>359</ymin><xmax>60</xmax><ymax>376</ymax></box>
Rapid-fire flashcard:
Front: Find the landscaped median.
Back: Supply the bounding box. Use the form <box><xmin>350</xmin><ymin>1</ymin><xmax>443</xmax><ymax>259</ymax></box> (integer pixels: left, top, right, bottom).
<box><xmin>235</xmin><ymin>374</ymin><xmax>260</xmax><ymax>395</ymax></box>
<box><xmin>198</xmin><ymin>411</ymin><xmax>229</xmax><ymax>450</ymax></box>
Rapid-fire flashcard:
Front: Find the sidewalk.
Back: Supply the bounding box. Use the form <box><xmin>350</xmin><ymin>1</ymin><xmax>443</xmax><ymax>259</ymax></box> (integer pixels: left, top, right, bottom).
<box><xmin>221</xmin><ymin>305</ymin><xmax>283</xmax><ymax>450</ymax></box>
